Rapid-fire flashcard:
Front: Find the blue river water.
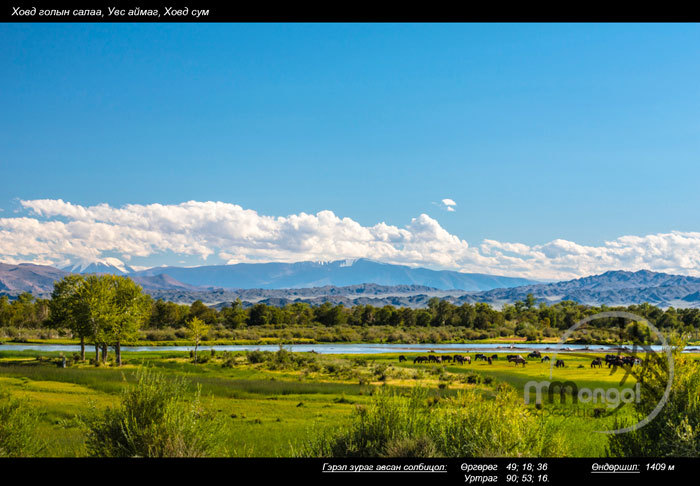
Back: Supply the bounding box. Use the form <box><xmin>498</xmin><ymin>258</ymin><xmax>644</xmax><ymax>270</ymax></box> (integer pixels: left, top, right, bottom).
<box><xmin>0</xmin><ymin>342</ymin><xmax>695</xmax><ymax>354</ymax></box>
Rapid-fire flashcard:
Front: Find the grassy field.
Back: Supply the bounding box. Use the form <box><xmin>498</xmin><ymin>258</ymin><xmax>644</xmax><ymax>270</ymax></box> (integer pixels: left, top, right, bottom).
<box><xmin>0</xmin><ymin>347</ymin><xmax>677</xmax><ymax>457</ymax></box>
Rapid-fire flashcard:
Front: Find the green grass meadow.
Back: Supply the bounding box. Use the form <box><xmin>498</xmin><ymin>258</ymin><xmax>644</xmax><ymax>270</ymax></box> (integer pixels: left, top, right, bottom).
<box><xmin>0</xmin><ymin>348</ymin><xmax>671</xmax><ymax>457</ymax></box>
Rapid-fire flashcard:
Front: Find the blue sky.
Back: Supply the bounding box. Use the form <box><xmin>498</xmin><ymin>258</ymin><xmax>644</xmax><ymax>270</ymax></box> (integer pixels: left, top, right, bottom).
<box><xmin>2</xmin><ymin>23</ymin><xmax>700</xmax><ymax>279</ymax></box>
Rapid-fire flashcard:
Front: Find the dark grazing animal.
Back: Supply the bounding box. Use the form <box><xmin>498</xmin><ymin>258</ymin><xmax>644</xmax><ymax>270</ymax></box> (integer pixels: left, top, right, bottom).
<box><xmin>606</xmin><ymin>355</ymin><xmax>629</xmax><ymax>368</ymax></box>
<box><xmin>528</xmin><ymin>351</ymin><xmax>541</xmax><ymax>359</ymax></box>
<box><xmin>398</xmin><ymin>355</ymin><xmax>407</xmax><ymax>363</ymax></box>
<box><xmin>555</xmin><ymin>359</ymin><xmax>565</xmax><ymax>368</ymax></box>
<box><xmin>413</xmin><ymin>356</ymin><xmax>428</xmax><ymax>364</ymax></box>
<box><xmin>442</xmin><ymin>355</ymin><xmax>452</xmax><ymax>363</ymax></box>
<box><xmin>491</xmin><ymin>354</ymin><xmax>498</xmax><ymax>360</ymax></box>
<box><xmin>591</xmin><ymin>358</ymin><xmax>603</xmax><ymax>368</ymax></box>
<box><xmin>474</xmin><ymin>353</ymin><xmax>488</xmax><ymax>361</ymax></box>
<box><xmin>508</xmin><ymin>355</ymin><xmax>526</xmax><ymax>366</ymax></box>
<box><xmin>541</xmin><ymin>356</ymin><xmax>551</xmax><ymax>362</ymax></box>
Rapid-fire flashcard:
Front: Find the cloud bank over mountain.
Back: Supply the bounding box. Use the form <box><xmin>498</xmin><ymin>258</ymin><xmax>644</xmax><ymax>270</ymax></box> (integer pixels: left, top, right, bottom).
<box><xmin>1</xmin><ymin>199</ymin><xmax>700</xmax><ymax>281</ymax></box>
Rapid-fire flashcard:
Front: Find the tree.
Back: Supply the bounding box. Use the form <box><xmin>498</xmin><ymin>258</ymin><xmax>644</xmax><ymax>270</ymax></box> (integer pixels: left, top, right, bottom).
<box><xmin>48</xmin><ymin>274</ymin><xmax>89</xmax><ymax>360</ymax></box>
<box><xmin>186</xmin><ymin>316</ymin><xmax>210</xmax><ymax>363</ymax></box>
<box><xmin>188</xmin><ymin>300</ymin><xmax>218</xmax><ymax>325</ymax></box>
<box><xmin>149</xmin><ymin>299</ymin><xmax>181</xmax><ymax>329</ymax></box>
<box><xmin>55</xmin><ymin>274</ymin><xmax>149</xmax><ymax>366</ymax></box>
<box><xmin>108</xmin><ymin>276</ymin><xmax>150</xmax><ymax>366</ymax></box>
<box><xmin>0</xmin><ymin>295</ymin><xmax>11</xmax><ymax>327</ymax></box>
<box><xmin>221</xmin><ymin>299</ymin><xmax>247</xmax><ymax>329</ymax></box>
<box><xmin>525</xmin><ymin>293</ymin><xmax>537</xmax><ymax>310</ymax></box>
<box><xmin>248</xmin><ymin>303</ymin><xmax>270</xmax><ymax>326</ymax></box>
<box><xmin>74</xmin><ymin>275</ymin><xmax>115</xmax><ymax>364</ymax></box>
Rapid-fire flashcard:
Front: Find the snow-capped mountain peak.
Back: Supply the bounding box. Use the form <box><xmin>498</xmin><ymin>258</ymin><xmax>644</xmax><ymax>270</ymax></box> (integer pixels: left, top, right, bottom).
<box><xmin>62</xmin><ymin>257</ymin><xmax>133</xmax><ymax>275</ymax></box>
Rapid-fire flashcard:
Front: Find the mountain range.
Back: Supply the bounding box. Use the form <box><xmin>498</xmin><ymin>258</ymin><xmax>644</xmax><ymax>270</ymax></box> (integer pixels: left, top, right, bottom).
<box><xmin>454</xmin><ymin>270</ymin><xmax>700</xmax><ymax>308</ymax></box>
<box><xmin>129</xmin><ymin>258</ymin><xmax>537</xmax><ymax>291</ymax></box>
<box><xmin>3</xmin><ymin>259</ymin><xmax>700</xmax><ymax>308</ymax></box>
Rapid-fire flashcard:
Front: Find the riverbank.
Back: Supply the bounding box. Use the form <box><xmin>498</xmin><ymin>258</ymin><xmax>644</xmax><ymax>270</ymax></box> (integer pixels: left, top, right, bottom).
<box><xmin>2</xmin><ymin>334</ymin><xmax>680</xmax><ymax>348</ymax></box>
<box><xmin>1</xmin><ymin>341</ymin><xmax>694</xmax><ymax>354</ymax></box>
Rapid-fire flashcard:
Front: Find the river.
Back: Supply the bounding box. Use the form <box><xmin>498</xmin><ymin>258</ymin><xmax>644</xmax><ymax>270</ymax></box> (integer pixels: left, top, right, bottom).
<box><xmin>0</xmin><ymin>343</ymin><xmax>695</xmax><ymax>354</ymax></box>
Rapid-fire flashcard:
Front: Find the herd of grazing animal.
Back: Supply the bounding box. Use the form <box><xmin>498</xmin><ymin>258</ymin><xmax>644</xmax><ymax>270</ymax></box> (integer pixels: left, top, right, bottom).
<box><xmin>408</xmin><ymin>352</ymin><xmax>535</xmax><ymax>367</ymax></box>
<box><xmin>401</xmin><ymin>351</ymin><xmax>643</xmax><ymax>371</ymax></box>
<box><xmin>413</xmin><ymin>354</ymin><xmax>472</xmax><ymax>364</ymax></box>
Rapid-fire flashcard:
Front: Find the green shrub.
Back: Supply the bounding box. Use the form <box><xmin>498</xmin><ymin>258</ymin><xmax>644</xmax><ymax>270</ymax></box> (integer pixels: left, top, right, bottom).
<box><xmin>0</xmin><ymin>393</ymin><xmax>43</xmax><ymax>457</ymax></box>
<box><xmin>246</xmin><ymin>350</ymin><xmax>268</xmax><ymax>364</ymax></box>
<box><xmin>299</xmin><ymin>387</ymin><xmax>435</xmax><ymax>457</ymax></box>
<box><xmin>431</xmin><ymin>386</ymin><xmax>566</xmax><ymax>457</ymax></box>
<box><xmin>299</xmin><ymin>386</ymin><xmax>567</xmax><ymax>458</ymax></box>
<box><xmin>384</xmin><ymin>435</ymin><xmax>437</xmax><ymax>458</ymax></box>
<box><xmin>464</xmin><ymin>373</ymin><xmax>481</xmax><ymax>384</ymax></box>
<box><xmin>85</xmin><ymin>367</ymin><xmax>224</xmax><ymax>457</ymax></box>
<box><xmin>222</xmin><ymin>354</ymin><xmax>237</xmax><ymax>368</ymax></box>
<box><xmin>608</xmin><ymin>341</ymin><xmax>700</xmax><ymax>457</ymax></box>
<box><xmin>143</xmin><ymin>330</ymin><xmax>178</xmax><ymax>341</ymax></box>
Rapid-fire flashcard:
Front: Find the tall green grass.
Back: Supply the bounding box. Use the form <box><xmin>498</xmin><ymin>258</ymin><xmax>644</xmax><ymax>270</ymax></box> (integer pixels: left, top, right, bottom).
<box><xmin>298</xmin><ymin>385</ymin><xmax>568</xmax><ymax>457</ymax></box>
<box><xmin>0</xmin><ymin>391</ymin><xmax>44</xmax><ymax>457</ymax></box>
<box><xmin>85</xmin><ymin>367</ymin><xmax>225</xmax><ymax>457</ymax></box>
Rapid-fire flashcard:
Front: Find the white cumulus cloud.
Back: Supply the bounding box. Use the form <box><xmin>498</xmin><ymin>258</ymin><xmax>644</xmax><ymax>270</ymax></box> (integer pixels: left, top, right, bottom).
<box><xmin>1</xmin><ymin>199</ymin><xmax>700</xmax><ymax>280</ymax></box>
<box><xmin>441</xmin><ymin>198</ymin><xmax>457</xmax><ymax>212</ymax></box>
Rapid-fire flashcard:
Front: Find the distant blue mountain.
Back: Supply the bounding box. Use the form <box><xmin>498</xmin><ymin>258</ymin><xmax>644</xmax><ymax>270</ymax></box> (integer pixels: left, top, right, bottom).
<box><xmin>457</xmin><ymin>269</ymin><xmax>700</xmax><ymax>307</ymax></box>
<box><xmin>5</xmin><ymin>261</ymin><xmax>700</xmax><ymax>309</ymax></box>
<box><xmin>128</xmin><ymin>258</ymin><xmax>539</xmax><ymax>291</ymax></box>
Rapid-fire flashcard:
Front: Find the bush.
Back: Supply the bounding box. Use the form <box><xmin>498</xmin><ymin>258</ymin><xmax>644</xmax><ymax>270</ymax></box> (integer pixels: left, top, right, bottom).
<box><xmin>0</xmin><ymin>393</ymin><xmax>43</xmax><ymax>457</ymax></box>
<box><xmin>299</xmin><ymin>387</ymin><xmax>435</xmax><ymax>457</ymax></box>
<box><xmin>608</xmin><ymin>341</ymin><xmax>700</xmax><ymax>456</ymax></box>
<box><xmin>144</xmin><ymin>330</ymin><xmax>177</xmax><ymax>341</ymax></box>
<box><xmin>430</xmin><ymin>386</ymin><xmax>566</xmax><ymax>457</ymax></box>
<box><xmin>246</xmin><ymin>350</ymin><xmax>268</xmax><ymax>364</ymax></box>
<box><xmin>464</xmin><ymin>373</ymin><xmax>481</xmax><ymax>384</ymax></box>
<box><xmin>222</xmin><ymin>353</ymin><xmax>237</xmax><ymax>368</ymax></box>
<box><xmin>85</xmin><ymin>367</ymin><xmax>223</xmax><ymax>457</ymax></box>
<box><xmin>298</xmin><ymin>386</ymin><xmax>567</xmax><ymax>457</ymax></box>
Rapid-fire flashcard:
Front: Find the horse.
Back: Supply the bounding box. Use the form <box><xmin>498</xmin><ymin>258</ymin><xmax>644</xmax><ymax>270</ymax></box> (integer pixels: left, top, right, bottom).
<box><xmin>474</xmin><ymin>353</ymin><xmax>488</xmax><ymax>361</ymax></box>
<box><xmin>555</xmin><ymin>359</ymin><xmax>565</xmax><ymax>368</ymax></box>
<box><xmin>491</xmin><ymin>354</ymin><xmax>498</xmax><ymax>361</ymax></box>
<box><xmin>487</xmin><ymin>357</ymin><xmax>493</xmax><ymax>365</ymax></box>
<box><xmin>606</xmin><ymin>355</ymin><xmax>626</xmax><ymax>368</ymax></box>
<box><xmin>591</xmin><ymin>358</ymin><xmax>602</xmax><ymax>368</ymax></box>
<box><xmin>442</xmin><ymin>355</ymin><xmax>452</xmax><ymax>363</ymax></box>
<box><xmin>508</xmin><ymin>355</ymin><xmax>526</xmax><ymax>367</ymax></box>
<box><xmin>541</xmin><ymin>356</ymin><xmax>550</xmax><ymax>362</ymax></box>
<box><xmin>398</xmin><ymin>355</ymin><xmax>407</xmax><ymax>363</ymax></box>
<box><xmin>528</xmin><ymin>351</ymin><xmax>541</xmax><ymax>359</ymax></box>
<box><xmin>413</xmin><ymin>356</ymin><xmax>428</xmax><ymax>364</ymax></box>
